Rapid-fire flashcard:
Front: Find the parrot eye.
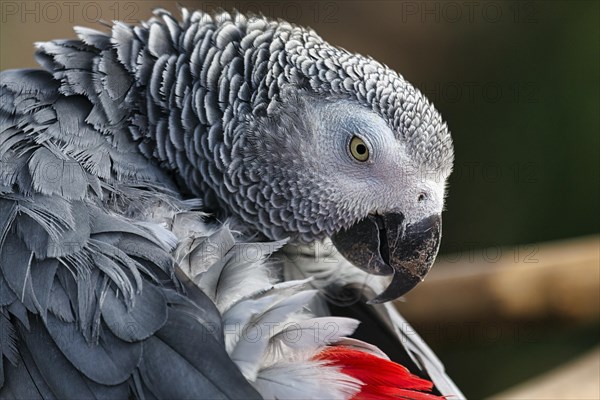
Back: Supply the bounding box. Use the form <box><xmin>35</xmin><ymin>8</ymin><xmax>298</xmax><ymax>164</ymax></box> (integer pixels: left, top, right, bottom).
<box><xmin>349</xmin><ymin>136</ymin><xmax>369</xmax><ymax>162</ymax></box>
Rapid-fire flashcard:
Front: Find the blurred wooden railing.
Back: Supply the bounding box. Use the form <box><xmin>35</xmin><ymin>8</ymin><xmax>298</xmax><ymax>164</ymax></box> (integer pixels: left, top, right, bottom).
<box><xmin>489</xmin><ymin>346</ymin><xmax>599</xmax><ymax>400</ymax></box>
<box><xmin>396</xmin><ymin>235</ymin><xmax>599</xmax><ymax>323</ymax></box>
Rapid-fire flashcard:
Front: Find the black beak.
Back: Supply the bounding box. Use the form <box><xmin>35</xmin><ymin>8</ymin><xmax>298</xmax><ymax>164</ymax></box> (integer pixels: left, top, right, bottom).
<box><xmin>330</xmin><ymin>213</ymin><xmax>441</xmax><ymax>304</ymax></box>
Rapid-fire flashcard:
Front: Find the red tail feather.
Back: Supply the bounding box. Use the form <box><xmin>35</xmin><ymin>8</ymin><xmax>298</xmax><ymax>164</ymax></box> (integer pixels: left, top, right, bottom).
<box><xmin>314</xmin><ymin>347</ymin><xmax>444</xmax><ymax>400</ymax></box>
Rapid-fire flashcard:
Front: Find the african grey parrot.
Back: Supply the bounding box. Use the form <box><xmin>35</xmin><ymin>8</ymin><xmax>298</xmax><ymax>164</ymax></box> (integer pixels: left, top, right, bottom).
<box><xmin>0</xmin><ymin>8</ymin><xmax>462</xmax><ymax>399</ymax></box>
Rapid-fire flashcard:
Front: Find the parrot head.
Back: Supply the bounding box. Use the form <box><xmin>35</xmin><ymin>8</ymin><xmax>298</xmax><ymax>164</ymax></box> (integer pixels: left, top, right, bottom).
<box><xmin>189</xmin><ymin>24</ymin><xmax>455</xmax><ymax>304</ymax></box>
<box><xmin>234</xmin><ymin>68</ymin><xmax>452</xmax><ymax>303</ymax></box>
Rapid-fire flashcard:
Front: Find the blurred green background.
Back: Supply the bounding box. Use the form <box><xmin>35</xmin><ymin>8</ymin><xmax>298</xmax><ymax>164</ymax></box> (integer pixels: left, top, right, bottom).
<box><xmin>1</xmin><ymin>1</ymin><xmax>598</xmax><ymax>398</ymax></box>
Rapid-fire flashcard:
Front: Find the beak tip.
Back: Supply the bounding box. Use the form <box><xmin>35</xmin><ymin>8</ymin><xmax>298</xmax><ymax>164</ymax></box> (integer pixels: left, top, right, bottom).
<box><xmin>365</xmin><ymin>272</ymin><xmax>422</xmax><ymax>304</ymax></box>
<box><xmin>331</xmin><ymin>213</ymin><xmax>442</xmax><ymax>304</ymax></box>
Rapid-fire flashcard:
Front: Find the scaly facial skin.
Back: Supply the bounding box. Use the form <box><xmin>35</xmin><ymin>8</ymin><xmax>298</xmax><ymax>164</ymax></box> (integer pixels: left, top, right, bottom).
<box><xmin>239</xmin><ymin>90</ymin><xmax>452</xmax><ymax>303</ymax></box>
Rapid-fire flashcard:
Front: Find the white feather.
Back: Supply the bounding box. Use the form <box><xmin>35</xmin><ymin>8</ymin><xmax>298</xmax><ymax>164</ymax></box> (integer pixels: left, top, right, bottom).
<box><xmin>223</xmin><ymin>278</ymin><xmax>314</xmax><ymax>322</ymax></box>
<box><xmin>229</xmin><ymin>290</ymin><xmax>318</xmax><ymax>381</ymax></box>
<box><xmin>266</xmin><ymin>317</ymin><xmax>359</xmax><ymax>359</ymax></box>
<box><xmin>212</xmin><ymin>240</ymin><xmax>287</xmax><ymax>312</ymax></box>
<box><xmin>223</xmin><ymin>293</ymin><xmax>283</xmax><ymax>353</ymax></box>
<box><xmin>282</xmin><ymin>239</ymin><xmax>390</xmax><ymax>298</ymax></box>
<box><xmin>253</xmin><ymin>358</ymin><xmax>361</xmax><ymax>400</ymax></box>
<box><xmin>169</xmin><ymin>211</ymin><xmax>209</xmax><ymax>238</ymax></box>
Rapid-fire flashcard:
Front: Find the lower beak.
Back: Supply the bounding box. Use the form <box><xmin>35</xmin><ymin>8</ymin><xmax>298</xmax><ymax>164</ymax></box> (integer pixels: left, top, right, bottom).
<box><xmin>330</xmin><ymin>213</ymin><xmax>442</xmax><ymax>304</ymax></box>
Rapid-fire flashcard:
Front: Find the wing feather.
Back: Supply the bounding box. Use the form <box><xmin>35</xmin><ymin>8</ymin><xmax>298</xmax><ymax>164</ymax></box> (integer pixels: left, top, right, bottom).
<box><xmin>0</xmin><ymin>35</ymin><xmax>261</xmax><ymax>397</ymax></box>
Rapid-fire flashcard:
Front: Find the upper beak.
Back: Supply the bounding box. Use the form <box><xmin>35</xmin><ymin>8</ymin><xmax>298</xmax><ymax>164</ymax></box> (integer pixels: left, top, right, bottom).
<box><xmin>330</xmin><ymin>213</ymin><xmax>441</xmax><ymax>304</ymax></box>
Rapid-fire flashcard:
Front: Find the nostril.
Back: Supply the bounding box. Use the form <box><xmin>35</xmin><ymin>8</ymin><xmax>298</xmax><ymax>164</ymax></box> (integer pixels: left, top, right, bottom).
<box><xmin>417</xmin><ymin>193</ymin><xmax>427</xmax><ymax>202</ymax></box>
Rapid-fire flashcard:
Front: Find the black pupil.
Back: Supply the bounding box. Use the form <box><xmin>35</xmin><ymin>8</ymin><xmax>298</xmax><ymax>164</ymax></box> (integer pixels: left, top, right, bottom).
<box><xmin>356</xmin><ymin>144</ymin><xmax>367</xmax><ymax>155</ymax></box>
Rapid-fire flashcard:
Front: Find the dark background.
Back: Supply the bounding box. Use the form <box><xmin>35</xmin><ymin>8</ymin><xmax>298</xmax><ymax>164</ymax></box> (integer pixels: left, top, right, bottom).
<box><xmin>2</xmin><ymin>1</ymin><xmax>598</xmax><ymax>397</ymax></box>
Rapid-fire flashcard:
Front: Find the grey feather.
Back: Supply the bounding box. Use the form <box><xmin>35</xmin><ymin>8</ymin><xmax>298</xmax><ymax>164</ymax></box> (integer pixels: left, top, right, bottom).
<box><xmin>0</xmin><ymin>311</ymin><xmax>18</xmax><ymax>367</ymax></box>
<box><xmin>0</xmin><ymin>235</ymin><xmax>35</xmax><ymax>311</ymax></box>
<box><xmin>47</xmin><ymin>275</ymin><xmax>76</xmax><ymax>323</ymax></box>
<box><xmin>1</xmin><ymin>341</ymin><xmax>54</xmax><ymax>399</ymax></box>
<box><xmin>140</xmin><ymin>307</ymin><xmax>261</xmax><ymax>400</ymax></box>
<box><xmin>44</xmin><ymin>313</ymin><xmax>142</xmax><ymax>385</ymax></box>
<box><xmin>0</xmin><ymin>273</ymin><xmax>17</xmax><ymax>307</ymax></box>
<box><xmin>100</xmin><ymin>282</ymin><xmax>167</xmax><ymax>342</ymax></box>
<box><xmin>19</xmin><ymin>317</ymin><xmax>130</xmax><ymax>399</ymax></box>
<box><xmin>30</xmin><ymin>258</ymin><xmax>59</xmax><ymax>319</ymax></box>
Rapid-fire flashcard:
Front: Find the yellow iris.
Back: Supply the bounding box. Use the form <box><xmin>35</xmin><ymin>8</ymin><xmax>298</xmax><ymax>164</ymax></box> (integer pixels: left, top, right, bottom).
<box><xmin>350</xmin><ymin>136</ymin><xmax>369</xmax><ymax>162</ymax></box>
